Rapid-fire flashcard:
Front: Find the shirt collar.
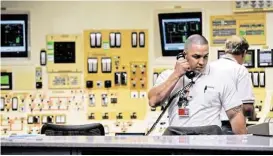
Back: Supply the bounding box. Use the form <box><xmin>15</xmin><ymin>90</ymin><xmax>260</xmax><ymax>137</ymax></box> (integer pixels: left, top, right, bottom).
<box><xmin>221</xmin><ymin>54</ymin><xmax>237</xmax><ymax>62</ymax></box>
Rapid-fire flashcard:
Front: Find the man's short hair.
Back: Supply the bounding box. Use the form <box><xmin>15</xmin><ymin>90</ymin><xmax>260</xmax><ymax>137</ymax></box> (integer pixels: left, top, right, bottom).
<box><xmin>184</xmin><ymin>34</ymin><xmax>208</xmax><ymax>53</ymax></box>
<box><xmin>225</xmin><ymin>35</ymin><xmax>249</xmax><ymax>55</ymax></box>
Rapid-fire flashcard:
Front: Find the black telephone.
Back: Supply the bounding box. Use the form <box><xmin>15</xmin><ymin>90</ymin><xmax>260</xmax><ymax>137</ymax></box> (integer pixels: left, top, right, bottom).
<box><xmin>176</xmin><ymin>52</ymin><xmax>196</xmax><ymax>79</ymax></box>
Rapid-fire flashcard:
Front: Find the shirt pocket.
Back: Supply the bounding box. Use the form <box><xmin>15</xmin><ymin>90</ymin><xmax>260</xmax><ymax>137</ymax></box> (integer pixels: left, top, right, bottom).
<box><xmin>203</xmin><ymin>89</ymin><xmax>220</xmax><ymax>107</ymax></box>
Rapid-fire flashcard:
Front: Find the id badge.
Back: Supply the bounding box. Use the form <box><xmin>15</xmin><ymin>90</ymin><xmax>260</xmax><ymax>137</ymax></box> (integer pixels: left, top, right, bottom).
<box><xmin>178</xmin><ymin>108</ymin><xmax>190</xmax><ymax>117</ymax></box>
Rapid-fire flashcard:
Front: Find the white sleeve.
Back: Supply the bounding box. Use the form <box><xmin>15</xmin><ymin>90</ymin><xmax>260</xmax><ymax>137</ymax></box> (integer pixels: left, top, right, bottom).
<box><xmin>238</xmin><ymin>67</ymin><xmax>255</xmax><ymax>104</ymax></box>
<box><xmin>153</xmin><ymin>69</ymin><xmax>173</xmax><ymax>106</ymax></box>
<box><xmin>154</xmin><ymin>69</ymin><xmax>173</xmax><ymax>87</ymax></box>
<box><xmin>221</xmin><ymin>77</ymin><xmax>242</xmax><ymax>111</ymax></box>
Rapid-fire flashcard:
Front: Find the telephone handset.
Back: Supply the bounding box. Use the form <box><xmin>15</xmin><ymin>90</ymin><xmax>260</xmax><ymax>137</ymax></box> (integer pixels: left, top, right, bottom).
<box><xmin>176</xmin><ymin>52</ymin><xmax>196</xmax><ymax>79</ymax></box>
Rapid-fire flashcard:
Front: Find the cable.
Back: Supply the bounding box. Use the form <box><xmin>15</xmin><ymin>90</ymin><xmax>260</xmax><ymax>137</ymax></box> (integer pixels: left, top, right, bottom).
<box><xmin>145</xmin><ymin>75</ymin><xmax>200</xmax><ymax>136</ymax></box>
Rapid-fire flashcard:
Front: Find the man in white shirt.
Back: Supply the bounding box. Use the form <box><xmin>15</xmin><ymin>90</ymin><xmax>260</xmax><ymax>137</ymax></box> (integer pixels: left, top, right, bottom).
<box><xmin>210</xmin><ymin>35</ymin><xmax>255</xmax><ymax>134</ymax></box>
<box><xmin>148</xmin><ymin>34</ymin><xmax>247</xmax><ymax>135</ymax></box>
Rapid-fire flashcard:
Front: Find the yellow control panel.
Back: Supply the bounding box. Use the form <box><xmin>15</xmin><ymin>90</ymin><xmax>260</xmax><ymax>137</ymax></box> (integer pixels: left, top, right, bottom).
<box><xmin>210</xmin><ymin>13</ymin><xmax>266</xmax><ymax>46</ymax></box>
<box><xmin>0</xmin><ymin>29</ymin><xmax>150</xmax><ymax>136</ymax></box>
<box><xmin>83</xmin><ymin>29</ymin><xmax>149</xmax><ymax>123</ymax></box>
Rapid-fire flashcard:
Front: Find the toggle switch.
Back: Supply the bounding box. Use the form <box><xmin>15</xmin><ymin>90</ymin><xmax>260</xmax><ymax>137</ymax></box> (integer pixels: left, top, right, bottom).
<box><xmin>95</xmin><ymin>32</ymin><xmax>102</xmax><ymax>48</ymax></box>
<box><xmin>90</xmin><ymin>33</ymin><xmax>96</xmax><ymax>48</ymax></box>
<box><xmin>259</xmin><ymin>71</ymin><xmax>265</xmax><ymax>87</ymax></box>
<box><xmin>115</xmin><ymin>32</ymin><xmax>121</xmax><ymax>48</ymax></box>
<box><xmin>110</xmin><ymin>32</ymin><xmax>116</xmax><ymax>48</ymax></box>
<box><xmin>89</xmin><ymin>94</ymin><xmax>95</xmax><ymax>107</ymax></box>
<box><xmin>116</xmin><ymin>113</ymin><xmax>123</xmax><ymax>119</ymax></box>
<box><xmin>121</xmin><ymin>72</ymin><xmax>127</xmax><ymax>85</ymax></box>
<box><xmin>1</xmin><ymin>97</ymin><xmax>5</xmax><ymax>111</ymax></box>
<box><xmin>12</xmin><ymin>97</ymin><xmax>18</xmax><ymax>111</ymax></box>
<box><xmin>130</xmin><ymin>112</ymin><xmax>137</xmax><ymax>119</ymax></box>
<box><xmin>89</xmin><ymin>113</ymin><xmax>95</xmax><ymax>120</ymax></box>
<box><xmin>101</xmin><ymin>94</ymin><xmax>108</xmax><ymax>106</ymax></box>
<box><xmin>102</xmin><ymin>113</ymin><xmax>109</xmax><ymax>120</ymax></box>
<box><xmin>40</xmin><ymin>49</ymin><xmax>47</xmax><ymax>66</ymax></box>
<box><xmin>131</xmin><ymin>32</ymin><xmax>137</xmax><ymax>47</ymax></box>
<box><xmin>114</xmin><ymin>72</ymin><xmax>121</xmax><ymax>85</ymax></box>
<box><xmin>253</xmin><ymin>72</ymin><xmax>259</xmax><ymax>87</ymax></box>
<box><xmin>101</xmin><ymin>57</ymin><xmax>112</xmax><ymax>73</ymax></box>
<box><xmin>139</xmin><ymin>32</ymin><xmax>145</xmax><ymax>47</ymax></box>
<box><xmin>88</xmin><ymin>58</ymin><xmax>98</xmax><ymax>73</ymax></box>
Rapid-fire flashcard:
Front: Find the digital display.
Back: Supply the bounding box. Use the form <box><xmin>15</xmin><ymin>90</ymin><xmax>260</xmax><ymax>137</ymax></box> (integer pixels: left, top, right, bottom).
<box><xmin>1</xmin><ymin>14</ymin><xmax>28</xmax><ymax>58</ymax></box>
<box><xmin>54</xmin><ymin>42</ymin><xmax>76</xmax><ymax>63</ymax></box>
<box><xmin>258</xmin><ymin>49</ymin><xmax>273</xmax><ymax>67</ymax></box>
<box><xmin>158</xmin><ymin>12</ymin><xmax>202</xmax><ymax>56</ymax></box>
<box><xmin>0</xmin><ymin>72</ymin><xmax>12</xmax><ymax>90</ymax></box>
<box><xmin>1</xmin><ymin>76</ymin><xmax>9</xmax><ymax>85</ymax></box>
<box><xmin>243</xmin><ymin>50</ymin><xmax>255</xmax><ymax>68</ymax></box>
<box><xmin>217</xmin><ymin>50</ymin><xmax>225</xmax><ymax>59</ymax></box>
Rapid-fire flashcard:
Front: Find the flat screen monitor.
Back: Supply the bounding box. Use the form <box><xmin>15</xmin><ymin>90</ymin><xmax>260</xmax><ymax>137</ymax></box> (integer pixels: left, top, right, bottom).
<box><xmin>158</xmin><ymin>12</ymin><xmax>202</xmax><ymax>56</ymax></box>
<box><xmin>1</xmin><ymin>14</ymin><xmax>28</xmax><ymax>58</ymax></box>
<box><xmin>243</xmin><ymin>50</ymin><xmax>255</xmax><ymax>68</ymax></box>
<box><xmin>217</xmin><ymin>50</ymin><xmax>225</xmax><ymax>59</ymax></box>
<box><xmin>257</xmin><ymin>49</ymin><xmax>273</xmax><ymax>67</ymax></box>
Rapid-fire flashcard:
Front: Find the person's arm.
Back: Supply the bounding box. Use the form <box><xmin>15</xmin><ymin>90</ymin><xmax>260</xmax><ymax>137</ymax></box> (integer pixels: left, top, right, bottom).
<box><xmin>226</xmin><ymin>105</ymin><xmax>247</xmax><ymax>134</ymax></box>
<box><xmin>148</xmin><ymin>72</ymin><xmax>180</xmax><ymax>107</ymax></box>
<box><xmin>148</xmin><ymin>58</ymin><xmax>191</xmax><ymax>107</ymax></box>
<box><xmin>238</xmin><ymin>67</ymin><xmax>255</xmax><ymax>117</ymax></box>
<box><xmin>221</xmin><ymin>77</ymin><xmax>247</xmax><ymax>134</ymax></box>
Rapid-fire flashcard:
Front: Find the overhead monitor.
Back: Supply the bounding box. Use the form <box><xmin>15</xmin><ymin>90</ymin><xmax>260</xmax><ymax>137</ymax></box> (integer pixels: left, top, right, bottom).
<box><xmin>0</xmin><ymin>72</ymin><xmax>12</xmax><ymax>90</ymax></box>
<box><xmin>257</xmin><ymin>49</ymin><xmax>273</xmax><ymax>67</ymax></box>
<box><xmin>243</xmin><ymin>49</ymin><xmax>255</xmax><ymax>68</ymax></box>
<box><xmin>158</xmin><ymin>12</ymin><xmax>202</xmax><ymax>56</ymax></box>
<box><xmin>1</xmin><ymin>14</ymin><xmax>28</xmax><ymax>58</ymax></box>
<box><xmin>217</xmin><ymin>50</ymin><xmax>225</xmax><ymax>59</ymax></box>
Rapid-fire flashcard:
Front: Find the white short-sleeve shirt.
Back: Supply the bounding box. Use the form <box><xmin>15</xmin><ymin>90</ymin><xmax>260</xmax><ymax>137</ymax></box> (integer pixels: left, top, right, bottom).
<box><xmin>209</xmin><ymin>55</ymin><xmax>255</xmax><ymax>121</ymax></box>
<box><xmin>153</xmin><ymin>64</ymin><xmax>242</xmax><ymax>127</ymax></box>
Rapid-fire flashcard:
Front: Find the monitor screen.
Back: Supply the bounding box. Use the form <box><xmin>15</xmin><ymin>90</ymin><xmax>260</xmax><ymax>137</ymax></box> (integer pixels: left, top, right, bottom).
<box><xmin>158</xmin><ymin>12</ymin><xmax>202</xmax><ymax>56</ymax></box>
<box><xmin>0</xmin><ymin>72</ymin><xmax>12</xmax><ymax>90</ymax></box>
<box><xmin>258</xmin><ymin>49</ymin><xmax>273</xmax><ymax>67</ymax></box>
<box><xmin>243</xmin><ymin>50</ymin><xmax>255</xmax><ymax>68</ymax></box>
<box><xmin>1</xmin><ymin>14</ymin><xmax>28</xmax><ymax>58</ymax></box>
<box><xmin>217</xmin><ymin>50</ymin><xmax>225</xmax><ymax>59</ymax></box>
<box><xmin>54</xmin><ymin>42</ymin><xmax>76</xmax><ymax>63</ymax></box>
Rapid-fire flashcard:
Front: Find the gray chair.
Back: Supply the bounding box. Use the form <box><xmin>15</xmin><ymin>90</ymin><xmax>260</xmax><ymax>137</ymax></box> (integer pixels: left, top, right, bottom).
<box><xmin>41</xmin><ymin>123</ymin><xmax>105</xmax><ymax>136</ymax></box>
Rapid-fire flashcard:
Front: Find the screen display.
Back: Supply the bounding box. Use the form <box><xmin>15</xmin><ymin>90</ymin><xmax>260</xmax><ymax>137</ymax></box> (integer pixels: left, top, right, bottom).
<box><xmin>162</xmin><ymin>18</ymin><xmax>201</xmax><ymax>51</ymax></box>
<box><xmin>1</xmin><ymin>75</ymin><xmax>9</xmax><ymax>85</ymax></box>
<box><xmin>0</xmin><ymin>72</ymin><xmax>12</xmax><ymax>90</ymax></box>
<box><xmin>243</xmin><ymin>50</ymin><xmax>255</xmax><ymax>68</ymax></box>
<box><xmin>159</xmin><ymin>12</ymin><xmax>202</xmax><ymax>56</ymax></box>
<box><xmin>1</xmin><ymin>14</ymin><xmax>28</xmax><ymax>58</ymax></box>
<box><xmin>258</xmin><ymin>49</ymin><xmax>273</xmax><ymax>67</ymax></box>
<box><xmin>217</xmin><ymin>50</ymin><xmax>225</xmax><ymax>59</ymax></box>
<box><xmin>54</xmin><ymin>42</ymin><xmax>76</xmax><ymax>63</ymax></box>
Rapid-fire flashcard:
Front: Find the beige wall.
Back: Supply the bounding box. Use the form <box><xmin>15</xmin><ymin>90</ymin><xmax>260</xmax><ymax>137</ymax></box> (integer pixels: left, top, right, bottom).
<box><xmin>1</xmin><ymin>1</ymin><xmax>272</xmax><ymax>89</ymax></box>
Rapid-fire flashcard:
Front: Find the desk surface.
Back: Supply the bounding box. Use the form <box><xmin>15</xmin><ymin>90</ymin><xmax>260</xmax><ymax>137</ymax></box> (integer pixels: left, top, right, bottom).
<box><xmin>1</xmin><ymin>135</ymin><xmax>273</xmax><ymax>151</ymax></box>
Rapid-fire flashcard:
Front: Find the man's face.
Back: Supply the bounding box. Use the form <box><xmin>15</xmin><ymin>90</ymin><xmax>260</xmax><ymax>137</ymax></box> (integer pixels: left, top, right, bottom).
<box><xmin>185</xmin><ymin>44</ymin><xmax>209</xmax><ymax>72</ymax></box>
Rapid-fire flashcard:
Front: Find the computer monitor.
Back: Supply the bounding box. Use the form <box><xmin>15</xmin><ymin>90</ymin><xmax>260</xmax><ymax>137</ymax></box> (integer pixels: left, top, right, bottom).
<box><xmin>1</xmin><ymin>14</ymin><xmax>28</xmax><ymax>58</ymax></box>
<box><xmin>158</xmin><ymin>12</ymin><xmax>202</xmax><ymax>56</ymax></box>
<box><xmin>257</xmin><ymin>49</ymin><xmax>273</xmax><ymax>67</ymax></box>
<box><xmin>243</xmin><ymin>50</ymin><xmax>255</xmax><ymax>68</ymax></box>
<box><xmin>217</xmin><ymin>50</ymin><xmax>225</xmax><ymax>59</ymax></box>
